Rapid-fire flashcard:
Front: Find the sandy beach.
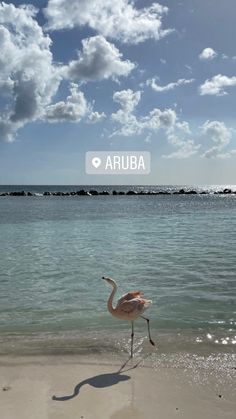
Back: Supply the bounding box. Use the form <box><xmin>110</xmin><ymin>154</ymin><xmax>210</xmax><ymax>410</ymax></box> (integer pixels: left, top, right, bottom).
<box><xmin>0</xmin><ymin>353</ymin><xmax>235</xmax><ymax>419</ymax></box>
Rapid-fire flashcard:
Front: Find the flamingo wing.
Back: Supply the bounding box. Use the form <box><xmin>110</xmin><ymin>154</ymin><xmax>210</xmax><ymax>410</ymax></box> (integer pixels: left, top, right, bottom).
<box><xmin>118</xmin><ymin>297</ymin><xmax>152</xmax><ymax>314</ymax></box>
<box><xmin>117</xmin><ymin>291</ymin><xmax>144</xmax><ymax>305</ymax></box>
<box><xmin>118</xmin><ymin>298</ymin><xmax>142</xmax><ymax>313</ymax></box>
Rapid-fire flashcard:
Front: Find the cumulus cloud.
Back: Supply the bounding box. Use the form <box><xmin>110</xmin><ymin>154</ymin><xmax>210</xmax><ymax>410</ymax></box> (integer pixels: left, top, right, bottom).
<box><xmin>0</xmin><ymin>2</ymin><xmax>61</xmax><ymax>141</ymax></box>
<box><xmin>87</xmin><ymin>111</ymin><xmax>106</xmax><ymax>123</ymax></box>
<box><xmin>111</xmin><ymin>90</ymin><xmax>178</xmax><ymax>136</ymax></box>
<box><xmin>44</xmin><ymin>0</ymin><xmax>173</xmax><ymax>44</ymax></box>
<box><xmin>110</xmin><ymin>88</ymin><xmax>201</xmax><ymax>159</ymax></box>
<box><xmin>161</xmin><ymin>122</ymin><xmax>199</xmax><ymax>159</ymax></box>
<box><xmin>163</xmin><ymin>134</ymin><xmax>201</xmax><ymax>159</ymax></box>
<box><xmin>45</xmin><ymin>84</ymin><xmax>89</xmax><ymax>122</ymax></box>
<box><xmin>201</xmin><ymin>120</ymin><xmax>231</xmax><ymax>146</ymax></box>
<box><xmin>176</xmin><ymin>121</ymin><xmax>191</xmax><ymax>134</ymax></box>
<box><xmin>216</xmin><ymin>149</ymin><xmax>236</xmax><ymax>158</ymax></box>
<box><xmin>66</xmin><ymin>36</ymin><xmax>135</xmax><ymax>82</ymax></box>
<box><xmin>113</xmin><ymin>89</ymin><xmax>141</xmax><ymax>112</ymax></box>
<box><xmin>148</xmin><ymin>113</ymin><xmax>200</xmax><ymax>159</ymax></box>
<box><xmin>0</xmin><ymin>6</ymin><xmax>125</xmax><ymax>141</ymax></box>
<box><xmin>199</xmin><ymin>47</ymin><xmax>217</xmax><ymax>61</ymax></box>
<box><xmin>201</xmin><ymin>120</ymin><xmax>232</xmax><ymax>158</ymax></box>
<box><xmin>147</xmin><ymin>77</ymin><xmax>194</xmax><ymax>92</ymax></box>
<box><xmin>111</xmin><ymin>89</ymin><xmax>182</xmax><ymax>136</ymax></box>
<box><xmin>110</xmin><ymin>89</ymin><xmax>141</xmax><ymax>136</ymax></box>
<box><xmin>142</xmin><ymin>108</ymin><xmax>177</xmax><ymax>131</ymax></box>
<box><xmin>111</xmin><ymin>89</ymin><xmax>177</xmax><ymax>134</ymax></box>
<box><xmin>199</xmin><ymin>74</ymin><xmax>236</xmax><ymax>96</ymax></box>
<box><xmin>0</xmin><ymin>120</ymin><xmax>20</xmax><ymax>143</ymax></box>
<box><xmin>46</xmin><ymin>84</ymin><xmax>106</xmax><ymax>123</ymax></box>
<box><xmin>111</xmin><ymin>111</ymin><xmax>141</xmax><ymax>136</ymax></box>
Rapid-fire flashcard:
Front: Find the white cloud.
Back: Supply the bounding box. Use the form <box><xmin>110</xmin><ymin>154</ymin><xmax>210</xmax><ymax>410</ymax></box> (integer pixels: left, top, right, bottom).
<box><xmin>111</xmin><ymin>111</ymin><xmax>141</xmax><ymax>136</ymax></box>
<box><xmin>45</xmin><ymin>84</ymin><xmax>89</xmax><ymax>122</ymax></box>
<box><xmin>111</xmin><ymin>89</ymin><xmax>176</xmax><ymax>133</ymax></box>
<box><xmin>87</xmin><ymin>111</ymin><xmax>106</xmax><ymax>123</ymax></box>
<box><xmin>201</xmin><ymin>120</ymin><xmax>231</xmax><ymax>145</ymax></box>
<box><xmin>0</xmin><ymin>6</ymin><xmax>128</xmax><ymax>141</ymax></box>
<box><xmin>110</xmin><ymin>89</ymin><xmax>201</xmax><ymax>159</ymax></box>
<box><xmin>199</xmin><ymin>47</ymin><xmax>217</xmax><ymax>61</ymax></box>
<box><xmin>199</xmin><ymin>74</ymin><xmax>236</xmax><ymax>96</ymax></box>
<box><xmin>176</xmin><ymin>121</ymin><xmax>191</xmax><ymax>134</ymax></box>
<box><xmin>202</xmin><ymin>146</ymin><xmax>222</xmax><ymax>159</ymax></box>
<box><xmin>66</xmin><ymin>36</ymin><xmax>135</xmax><ymax>82</ymax></box>
<box><xmin>147</xmin><ymin>77</ymin><xmax>194</xmax><ymax>92</ymax></box>
<box><xmin>202</xmin><ymin>147</ymin><xmax>236</xmax><ymax>159</ymax></box>
<box><xmin>46</xmin><ymin>84</ymin><xmax>106</xmax><ymax>123</ymax></box>
<box><xmin>44</xmin><ymin>0</ymin><xmax>173</xmax><ymax>44</ymax></box>
<box><xmin>111</xmin><ymin>89</ymin><xmax>141</xmax><ymax>136</ymax></box>
<box><xmin>111</xmin><ymin>89</ymin><xmax>178</xmax><ymax>136</ymax></box>
<box><xmin>163</xmin><ymin>134</ymin><xmax>201</xmax><ymax>159</ymax></box>
<box><xmin>0</xmin><ymin>120</ymin><xmax>21</xmax><ymax>143</ymax></box>
<box><xmin>201</xmin><ymin>120</ymin><xmax>232</xmax><ymax>158</ymax></box>
<box><xmin>218</xmin><ymin>149</ymin><xmax>236</xmax><ymax>158</ymax></box>
<box><xmin>142</xmin><ymin>108</ymin><xmax>177</xmax><ymax>131</ymax></box>
<box><xmin>162</xmin><ymin>122</ymin><xmax>199</xmax><ymax>159</ymax></box>
<box><xmin>113</xmin><ymin>89</ymin><xmax>141</xmax><ymax>112</ymax></box>
<box><xmin>0</xmin><ymin>2</ymin><xmax>62</xmax><ymax>141</ymax></box>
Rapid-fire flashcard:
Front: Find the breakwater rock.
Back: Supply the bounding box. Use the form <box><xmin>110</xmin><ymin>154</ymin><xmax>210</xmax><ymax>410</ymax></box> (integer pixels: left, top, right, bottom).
<box><xmin>1</xmin><ymin>188</ymin><xmax>236</xmax><ymax>197</ymax></box>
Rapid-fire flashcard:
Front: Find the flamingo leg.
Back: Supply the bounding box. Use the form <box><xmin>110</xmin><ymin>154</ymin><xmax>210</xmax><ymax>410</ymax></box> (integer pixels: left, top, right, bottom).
<box><xmin>141</xmin><ymin>316</ymin><xmax>155</xmax><ymax>346</ymax></box>
<box><xmin>131</xmin><ymin>321</ymin><xmax>134</xmax><ymax>358</ymax></box>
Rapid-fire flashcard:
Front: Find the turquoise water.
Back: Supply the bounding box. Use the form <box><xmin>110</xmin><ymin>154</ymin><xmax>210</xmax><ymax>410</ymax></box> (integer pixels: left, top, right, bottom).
<box><xmin>0</xmin><ymin>187</ymin><xmax>236</xmax><ymax>355</ymax></box>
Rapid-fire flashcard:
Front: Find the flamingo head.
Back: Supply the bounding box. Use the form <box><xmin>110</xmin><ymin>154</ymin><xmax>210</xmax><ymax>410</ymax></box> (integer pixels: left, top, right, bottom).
<box><xmin>102</xmin><ymin>276</ymin><xmax>117</xmax><ymax>287</ymax></box>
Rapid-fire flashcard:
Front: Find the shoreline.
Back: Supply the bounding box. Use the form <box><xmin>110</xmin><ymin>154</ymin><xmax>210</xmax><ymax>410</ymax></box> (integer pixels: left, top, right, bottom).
<box><xmin>0</xmin><ymin>331</ymin><xmax>235</xmax><ymax>389</ymax></box>
<box><xmin>0</xmin><ymin>353</ymin><xmax>235</xmax><ymax>419</ymax></box>
<box><xmin>1</xmin><ymin>329</ymin><xmax>235</xmax><ymax>356</ymax></box>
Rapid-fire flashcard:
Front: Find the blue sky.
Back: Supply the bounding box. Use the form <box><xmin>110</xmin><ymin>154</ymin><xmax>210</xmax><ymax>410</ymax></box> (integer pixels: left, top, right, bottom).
<box><xmin>0</xmin><ymin>0</ymin><xmax>236</xmax><ymax>185</ymax></box>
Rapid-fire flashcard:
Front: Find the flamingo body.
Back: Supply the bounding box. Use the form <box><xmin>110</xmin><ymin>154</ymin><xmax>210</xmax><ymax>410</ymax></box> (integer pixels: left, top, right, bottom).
<box><xmin>113</xmin><ymin>291</ymin><xmax>152</xmax><ymax>321</ymax></box>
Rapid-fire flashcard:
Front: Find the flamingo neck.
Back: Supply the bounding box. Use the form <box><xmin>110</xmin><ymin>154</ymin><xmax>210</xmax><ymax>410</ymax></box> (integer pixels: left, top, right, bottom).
<box><xmin>107</xmin><ymin>280</ymin><xmax>117</xmax><ymax>315</ymax></box>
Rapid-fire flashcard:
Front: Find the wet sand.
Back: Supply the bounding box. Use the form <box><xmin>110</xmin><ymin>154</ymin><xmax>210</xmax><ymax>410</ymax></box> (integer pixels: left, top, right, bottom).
<box><xmin>0</xmin><ymin>354</ymin><xmax>235</xmax><ymax>419</ymax></box>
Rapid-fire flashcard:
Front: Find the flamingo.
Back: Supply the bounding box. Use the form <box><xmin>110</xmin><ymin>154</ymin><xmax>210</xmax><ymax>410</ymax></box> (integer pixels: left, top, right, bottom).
<box><xmin>102</xmin><ymin>276</ymin><xmax>155</xmax><ymax>358</ymax></box>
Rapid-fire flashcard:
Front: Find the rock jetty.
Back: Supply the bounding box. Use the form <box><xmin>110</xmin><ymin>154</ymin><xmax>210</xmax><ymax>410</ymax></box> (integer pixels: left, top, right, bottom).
<box><xmin>0</xmin><ymin>188</ymin><xmax>236</xmax><ymax>197</ymax></box>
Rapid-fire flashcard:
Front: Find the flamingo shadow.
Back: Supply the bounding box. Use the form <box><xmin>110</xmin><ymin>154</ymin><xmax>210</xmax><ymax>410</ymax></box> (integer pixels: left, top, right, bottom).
<box><xmin>52</xmin><ymin>370</ymin><xmax>131</xmax><ymax>401</ymax></box>
<box><xmin>52</xmin><ymin>354</ymin><xmax>145</xmax><ymax>402</ymax></box>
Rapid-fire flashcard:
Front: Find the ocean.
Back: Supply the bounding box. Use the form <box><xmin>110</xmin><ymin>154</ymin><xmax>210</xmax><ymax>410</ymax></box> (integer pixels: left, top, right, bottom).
<box><xmin>0</xmin><ymin>185</ymin><xmax>235</xmax><ymax>363</ymax></box>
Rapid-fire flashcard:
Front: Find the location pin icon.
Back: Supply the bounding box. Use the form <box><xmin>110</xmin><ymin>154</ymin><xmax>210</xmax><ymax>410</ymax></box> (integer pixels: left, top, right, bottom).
<box><xmin>92</xmin><ymin>157</ymin><xmax>101</xmax><ymax>169</ymax></box>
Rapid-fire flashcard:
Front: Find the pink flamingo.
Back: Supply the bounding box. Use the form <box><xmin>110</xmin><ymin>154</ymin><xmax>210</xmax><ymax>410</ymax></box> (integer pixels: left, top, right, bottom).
<box><xmin>102</xmin><ymin>276</ymin><xmax>155</xmax><ymax>358</ymax></box>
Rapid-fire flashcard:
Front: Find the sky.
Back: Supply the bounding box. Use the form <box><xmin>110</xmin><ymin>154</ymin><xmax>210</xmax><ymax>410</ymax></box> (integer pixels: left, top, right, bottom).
<box><xmin>0</xmin><ymin>0</ymin><xmax>236</xmax><ymax>185</ymax></box>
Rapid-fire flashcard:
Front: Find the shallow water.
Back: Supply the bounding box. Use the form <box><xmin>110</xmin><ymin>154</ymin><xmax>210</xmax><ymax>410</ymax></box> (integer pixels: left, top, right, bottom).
<box><xmin>0</xmin><ymin>187</ymin><xmax>236</xmax><ymax>355</ymax></box>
